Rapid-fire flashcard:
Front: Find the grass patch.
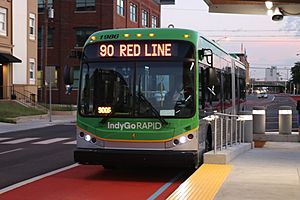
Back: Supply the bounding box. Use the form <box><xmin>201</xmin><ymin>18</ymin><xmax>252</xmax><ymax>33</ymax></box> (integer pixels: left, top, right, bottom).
<box><xmin>51</xmin><ymin>104</ymin><xmax>76</xmax><ymax>111</ymax></box>
<box><xmin>0</xmin><ymin>101</ymin><xmax>46</xmax><ymax>123</ymax></box>
<box><xmin>0</xmin><ymin>117</ymin><xmax>16</xmax><ymax>124</ymax></box>
<box><xmin>42</xmin><ymin>104</ymin><xmax>76</xmax><ymax>111</ymax></box>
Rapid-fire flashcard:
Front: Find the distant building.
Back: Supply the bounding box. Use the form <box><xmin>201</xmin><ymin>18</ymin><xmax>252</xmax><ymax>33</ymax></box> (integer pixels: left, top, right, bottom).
<box><xmin>0</xmin><ymin>1</ymin><xmax>37</xmax><ymax>101</ymax></box>
<box><xmin>265</xmin><ymin>66</ymin><xmax>278</xmax><ymax>81</ymax></box>
<box><xmin>12</xmin><ymin>0</ymin><xmax>38</xmax><ymax>101</ymax></box>
<box><xmin>38</xmin><ymin>0</ymin><xmax>161</xmax><ymax>104</ymax></box>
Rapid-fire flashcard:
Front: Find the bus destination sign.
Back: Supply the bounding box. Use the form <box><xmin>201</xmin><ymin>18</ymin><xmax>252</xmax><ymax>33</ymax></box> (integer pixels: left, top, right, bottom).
<box><xmin>99</xmin><ymin>42</ymin><xmax>175</xmax><ymax>58</ymax></box>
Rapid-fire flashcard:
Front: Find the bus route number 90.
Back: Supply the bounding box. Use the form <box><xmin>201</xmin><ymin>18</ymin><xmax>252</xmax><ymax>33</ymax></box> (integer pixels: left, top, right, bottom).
<box><xmin>100</xmin><ymin>44</ymin><xmax>114</xmax><ymax>57</ymax></box>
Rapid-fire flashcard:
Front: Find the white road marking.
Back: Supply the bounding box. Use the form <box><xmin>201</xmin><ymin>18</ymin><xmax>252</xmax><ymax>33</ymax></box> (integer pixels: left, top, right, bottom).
<box><xmin>63</xmin><ymin>140</ymin><xmax>76</xmax><ymax>145</ymax></box>
<box><xmin>1</xmin><ymin>138</ymin><xmax>40</xmax><ymax>144</ymax></box>
<box><xmin>272</xmin><ymin>96</ymin><xmax>275</xmax><ymax>101</ymax></box>
<box><xmin>0</xmin><ymin>148</ymin><xmax>23</xmax><ymax>155</ymax></box>
<box><xmin>0</xmin><ymin>138</ymin><xmax>11</xmax><ymax>142</ymax></box>
<box><xmin>32</xmin><ymin>138</ymin><xmax>70</xmax><ymax>144</ymax></box>
<box><xmin>0</xmin><ymin>163</ymin><xmax>80</xmax><ymax>194</ymax></box>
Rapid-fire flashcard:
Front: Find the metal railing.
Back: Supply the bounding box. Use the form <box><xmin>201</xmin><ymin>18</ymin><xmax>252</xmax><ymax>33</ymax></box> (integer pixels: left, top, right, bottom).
<box><xmin>206</xmin><ymin>111</ymin><xmax>248</xmax><ymax>154</ymax></box>
<box><xmin>13</xmin><ymin>89</ymin><xmax>48</xmax><ymax>111</ymax></box>
<box><xmin>1</xmin><ymin>86</ymin><xmax>48</xmax><ymax>111</ymax></box>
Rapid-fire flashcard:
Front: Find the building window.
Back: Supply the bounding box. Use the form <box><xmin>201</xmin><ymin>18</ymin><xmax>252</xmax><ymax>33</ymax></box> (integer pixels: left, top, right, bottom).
<box><xmin>37</xmin><ymin>70</ymin><xmax>43</xmax><ymax>88</ymax></box>
<box><xmin>48</xmin><ymin>28</ymin><xmax>54</xmax><ymax>47</ymax></box>
<box><xmin>76</xmin><ymin>0</ymin><xmax>96</xmax><ymax>11</ymax></box>
<box><xmin>117</xmin><ymin>0</ymin><xmax>124</xmax><ymax>16</ymax></box>
<box><xmin>29</xmin><ymin>59</ymin><xmax>35</xmax><ymax>84</ymax></box>
<box><xmin>151</xmin><ymin>15</ymin><xmax>158</xmax><ymax>28</ymax></box>
<box><xmin>75</xmin><ymin>28</ymin><xmax>96</xmax><ymax>47</ymax></box>
<box><xmin>38</xmin><ymin>28</ymin><xmax>54</xmax><ymax>48</ymax></box>
<box><xmin>29</xmin><ymin>13</ymin><xmax>36</xmax><ymax>40</ymax></box>
<box><xmin>130</xmin><ymin>3</ymin><xmax>137</xmax><ymax>22</ymax></box>
<box><xmin>141</xmin><ymin>9</ymin><xmax>149</xmax><ymax>27</ymax></box>
<box><xmin>73</xmin><ymin>68</ymin><xmax>80</xmax><ymax>88</ymax></box>
<box><xmin>0</xmin><ymin>7</ymin><xmax>7</xmax><ymax>36</ymax></box>
<box><xmin>38</xmin><ymin>0</ymin><xmax>53</xmax><ymax>13</ymax></box>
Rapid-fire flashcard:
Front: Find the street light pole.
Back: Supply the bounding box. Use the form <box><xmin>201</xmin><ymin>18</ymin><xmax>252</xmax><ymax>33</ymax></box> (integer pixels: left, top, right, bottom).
<box><xmin>43</xmin><ymin>0</ymin><xmax>48</xmax><ymax>105</ymax></box>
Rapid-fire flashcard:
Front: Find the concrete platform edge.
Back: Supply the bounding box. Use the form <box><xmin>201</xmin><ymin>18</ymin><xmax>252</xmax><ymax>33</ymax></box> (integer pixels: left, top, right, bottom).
<box><xmin>203</xmin><ymin>143</ymin><xmax>251</xmax><ymax>164</ymax></box>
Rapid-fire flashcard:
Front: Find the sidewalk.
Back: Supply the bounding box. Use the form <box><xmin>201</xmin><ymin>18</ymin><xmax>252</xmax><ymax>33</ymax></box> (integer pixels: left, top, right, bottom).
<box><xmin>215</xmin><ymin>142</ymin><xmax>300</xmax><ymax>200</ymax></box>
<box><xmin>0</xmin><ymin>114</ymin><xmax>76</xmax><ymax>134</ymax></box>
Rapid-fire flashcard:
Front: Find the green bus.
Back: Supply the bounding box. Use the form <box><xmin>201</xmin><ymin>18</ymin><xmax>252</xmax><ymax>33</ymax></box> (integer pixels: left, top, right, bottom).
<box><xmin>64</xmin><ymin>28</ymin><xmax>246</xmax><ymax>168</ymax></box>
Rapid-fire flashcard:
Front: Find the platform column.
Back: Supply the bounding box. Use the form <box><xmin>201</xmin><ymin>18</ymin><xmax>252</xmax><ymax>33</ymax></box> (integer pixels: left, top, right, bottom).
<box><xmin>238</xmin><ymin>111</ymin><xmax>253</xmax><ymax>143</ymax></box>
<box><xmin>279</xmin><ymin>106</ymin><xmax>292</xmax><ymax>135</ymax></box>
<box><xmin>252</xmin><ymin>106</ymin><xmax>265</xmax><ymax>134</ymax></box>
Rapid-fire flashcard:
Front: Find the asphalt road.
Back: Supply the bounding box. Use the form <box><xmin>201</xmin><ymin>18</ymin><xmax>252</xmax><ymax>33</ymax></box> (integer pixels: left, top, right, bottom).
<box><xmin>244</xmin><ymin>94</ymin><xmax>298</xmax><ymax>132</ymax></box>
<box><xmin>0</xmin><ymin>125</ymin><xmax>76</xmax><ymax>189</ymax></box>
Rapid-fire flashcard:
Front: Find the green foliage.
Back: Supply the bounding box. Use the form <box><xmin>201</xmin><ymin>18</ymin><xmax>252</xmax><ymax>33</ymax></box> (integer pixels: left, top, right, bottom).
<box><xmin>0</xmin><ymin>101</ymin><xmax>46</xmax><ymax>123</ymax></box>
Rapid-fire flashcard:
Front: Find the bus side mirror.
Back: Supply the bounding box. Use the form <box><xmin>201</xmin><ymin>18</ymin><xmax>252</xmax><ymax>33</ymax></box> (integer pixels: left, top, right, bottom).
<box><xmin>64</xmin><ymin>65</ymin><xmax>73</xmax><ymax>95</ymax></box>
<box><xmin>198</xmin><ymin>49</ymin><xmax>204</xmax><ymax>61</ymax></box>
<box><xmin>64</xmin><ymin>65</ymin><xmax>74</xmax><ymax>85</ymax></box>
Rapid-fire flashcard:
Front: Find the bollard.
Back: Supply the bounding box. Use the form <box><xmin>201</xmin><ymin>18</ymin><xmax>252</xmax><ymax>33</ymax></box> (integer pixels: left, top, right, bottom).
<box><xmin>238</xmin><ymin>111</ymin><xmax>253</xmax><ymax>143</ymax></box>
<box><xmin>279</xmin><ymin>106</ymin><xmax>292</xmax><ymax>134</ymax></box>
<box><xmin>252</xmin><ymin>106</ymin><xmax>266</xmax><ymax>134</ymax></box>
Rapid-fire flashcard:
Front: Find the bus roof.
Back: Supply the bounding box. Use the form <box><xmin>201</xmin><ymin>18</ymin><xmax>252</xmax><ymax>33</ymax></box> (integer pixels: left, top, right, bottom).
<box><xmin>198</xmin><ymin>36</ymin><xmax>246</xmax><ymax>69</ymax></box>
<box><xmin>85</xmin><ymin>28</ymin><xmax>199</xmax><ymax>46</ymax></box>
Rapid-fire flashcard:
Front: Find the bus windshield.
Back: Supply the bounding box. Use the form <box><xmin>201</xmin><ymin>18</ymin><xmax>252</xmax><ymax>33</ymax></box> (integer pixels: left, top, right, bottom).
<box><xmin>79</xmin><ymin>61</ymin><xmax>195</xmax><ymax>118</ymax></box>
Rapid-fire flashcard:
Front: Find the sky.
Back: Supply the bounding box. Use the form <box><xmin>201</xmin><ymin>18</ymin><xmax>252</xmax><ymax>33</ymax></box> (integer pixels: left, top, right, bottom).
<box><xmin>161</xmin><ymin>0</ymin><xmax>300</xmax><ymax>80</ymax></box>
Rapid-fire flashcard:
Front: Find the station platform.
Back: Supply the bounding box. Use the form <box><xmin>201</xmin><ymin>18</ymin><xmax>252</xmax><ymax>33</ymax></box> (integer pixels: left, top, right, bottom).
<box><xmin>168</xmin><ymin>142</ymin><xmax>300</xmax><ymax>200</ymax></box>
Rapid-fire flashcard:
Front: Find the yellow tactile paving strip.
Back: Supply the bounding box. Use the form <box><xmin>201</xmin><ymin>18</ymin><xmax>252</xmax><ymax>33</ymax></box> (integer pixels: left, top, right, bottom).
<box><xmin>167</xmin><ymin>164</ymin><xmax>232</xmax><ymax>200</ymax></box>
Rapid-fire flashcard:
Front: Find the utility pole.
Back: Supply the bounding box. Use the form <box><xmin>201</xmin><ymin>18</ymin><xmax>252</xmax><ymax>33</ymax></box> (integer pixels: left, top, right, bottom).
<box><xmin>43</xmin><ymin>0</ymin><xmax>48</xmax><ymax>105</ymax></box>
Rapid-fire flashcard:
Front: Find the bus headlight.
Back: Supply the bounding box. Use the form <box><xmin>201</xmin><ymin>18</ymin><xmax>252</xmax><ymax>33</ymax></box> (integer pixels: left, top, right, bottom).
<box><xmin>179</xmin><ymin>136</ymin><xmax>187</xmax><ymax>144</ymax></box>
<box><xmin>84</xmin><ymin>134</ymin><xmax>92</xmax><ymax>142</ymax></box>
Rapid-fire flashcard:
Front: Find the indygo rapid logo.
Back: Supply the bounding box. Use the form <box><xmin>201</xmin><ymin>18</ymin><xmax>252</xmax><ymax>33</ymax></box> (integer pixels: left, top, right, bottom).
<box><xmin>107</xmin><ymin>122</ymin><xmax>162</xmax><ymax>130</ymax></box>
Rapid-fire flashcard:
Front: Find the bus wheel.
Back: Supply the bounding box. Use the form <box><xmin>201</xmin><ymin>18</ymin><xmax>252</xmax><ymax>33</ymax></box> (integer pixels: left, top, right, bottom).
<box><xmin>205</xmin><ymin>126</ymin><xmax>213</xmax><ymax>152</ymax></box>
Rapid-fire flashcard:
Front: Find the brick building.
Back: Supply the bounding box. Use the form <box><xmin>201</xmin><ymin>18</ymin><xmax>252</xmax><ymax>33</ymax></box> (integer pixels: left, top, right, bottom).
<box><xmin>38</xmin><ymin>0</ymin><xmax>161</xmax><ymax>104</ymax></box>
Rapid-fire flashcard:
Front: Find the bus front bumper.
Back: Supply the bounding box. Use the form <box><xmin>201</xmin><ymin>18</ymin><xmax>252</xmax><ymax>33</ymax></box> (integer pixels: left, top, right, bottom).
<box><xmin>74</xmin><ymin>148</ymin><xmax>199</xmax><ymax>168</ymax></box>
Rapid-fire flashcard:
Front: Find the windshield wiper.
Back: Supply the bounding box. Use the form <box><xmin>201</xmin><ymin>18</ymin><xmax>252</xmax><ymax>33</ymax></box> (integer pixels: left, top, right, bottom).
<box><xmin>100</xmin><ymin>100</ymin><xmax>122</xmax><ymax>124</ymax></box>
<box><xmin>100</xmin><ymin>110</ymin><xmax>114</xmax><ymax>124</ymax></box>
<box><xmin>138</xmin><ymin>92</ymin><xmax>168</xmax><ymax>126</ymax></box>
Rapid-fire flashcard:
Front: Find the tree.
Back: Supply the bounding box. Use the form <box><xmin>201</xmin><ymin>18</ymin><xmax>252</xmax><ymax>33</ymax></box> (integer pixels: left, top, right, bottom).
<box><xmin>291</xmin><ymin>62</ymin><xmax>300</xmax><ymax>94</ymax></box>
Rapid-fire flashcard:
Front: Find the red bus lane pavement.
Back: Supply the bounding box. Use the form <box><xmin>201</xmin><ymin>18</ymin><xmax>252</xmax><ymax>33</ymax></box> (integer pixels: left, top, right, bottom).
<box><xmin>0</xmin><ymin>165</ymin><xmax>187</xmax><ymax>200</ymax></box>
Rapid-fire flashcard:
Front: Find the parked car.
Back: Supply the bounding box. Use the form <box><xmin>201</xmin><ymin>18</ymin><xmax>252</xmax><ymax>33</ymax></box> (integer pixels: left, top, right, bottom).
<box><xmin>257</xmin><ymin>92</ymin><xmax>268</xmax><ymax>98</ymax></box>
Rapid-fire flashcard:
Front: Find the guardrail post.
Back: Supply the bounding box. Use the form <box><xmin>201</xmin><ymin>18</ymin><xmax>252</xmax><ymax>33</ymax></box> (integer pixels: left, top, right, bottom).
<box><xmin>214</xmin><ymin>115</ymin><xmax>217</xmax><ymax>154</ymax></box>
<box><xmin>235</xmin><ymin>116</ymin><xmax>238</xmax><ymax>144</ymax></box>
<box><xmin>279</xmin><ymin>106</ymin><xmax>292</xmax><ymax>134</ymax></box>
<box><xmin>220</xmin><ymin>116</ymin><xmax>223</xmax><ymax>150</ymax></box>
<box><xmin>252</xmin><ymin>106</ymin><xmax>266</xmax><ymax>134</ymax></box>
<box><xmin>225</xmin><ymin>116</ymin><xmax>229</xmax><ymax>149</ymax></box>
<box><xmin>230</xmin><ymin>116</ymin><xmax>233</xmax><ymax>146</ymax></box>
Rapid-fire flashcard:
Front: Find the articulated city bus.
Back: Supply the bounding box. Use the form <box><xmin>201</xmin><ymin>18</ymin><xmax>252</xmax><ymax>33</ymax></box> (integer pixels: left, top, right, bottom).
<box><xmin>64</xmin><ymin>28</ymin><xmax>246</xmax><ymax>168</ymax></box>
